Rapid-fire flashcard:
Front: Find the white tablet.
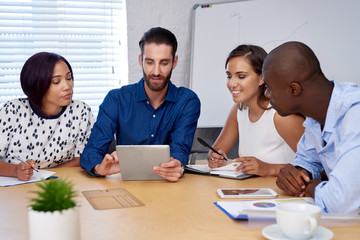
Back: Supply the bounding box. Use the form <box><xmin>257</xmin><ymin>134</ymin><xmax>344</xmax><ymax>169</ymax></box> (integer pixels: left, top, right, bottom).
<box><xmin>116</xmin><ymin>145</ymin><xmax>170</xmax><ymax>181</ymax></box>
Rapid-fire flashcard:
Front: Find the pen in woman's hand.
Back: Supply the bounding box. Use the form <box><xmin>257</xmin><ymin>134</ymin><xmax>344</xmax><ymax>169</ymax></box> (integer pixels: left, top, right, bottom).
<box><xmin>197</xmin><ymin>137</ymin><xmax>228</xmax><ymax>161</ymax></box>
<box><xmin>14</xmin><ymin>156</ymin><xmax>39</xmax><ymax>172</ymax></box>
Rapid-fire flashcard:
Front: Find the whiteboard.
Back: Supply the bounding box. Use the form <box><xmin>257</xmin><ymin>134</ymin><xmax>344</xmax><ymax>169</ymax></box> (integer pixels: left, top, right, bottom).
<box><xmin>190</xmin><ymin>0</ymin><xmax>360</xmax><ymax>127</ymax></box>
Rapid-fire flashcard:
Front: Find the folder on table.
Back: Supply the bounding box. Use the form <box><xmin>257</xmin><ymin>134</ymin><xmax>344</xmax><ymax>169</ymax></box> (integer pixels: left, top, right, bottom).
<box><xmin>214</xmin><ymin>197</ymin><xmax>315</xmax><ymax>220</ymax></box>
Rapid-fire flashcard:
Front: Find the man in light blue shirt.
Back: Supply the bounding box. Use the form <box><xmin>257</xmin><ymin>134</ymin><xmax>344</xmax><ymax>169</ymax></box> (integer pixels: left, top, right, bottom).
<box><xmin>262</xmin><ymin>41</ymin><xmax>360</xmax><ymax>213</ymax></box>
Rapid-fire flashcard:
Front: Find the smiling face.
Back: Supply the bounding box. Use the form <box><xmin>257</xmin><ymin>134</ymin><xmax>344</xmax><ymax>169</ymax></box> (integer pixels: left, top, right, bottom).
<box><xmin>41</xmin><ymin>60</ymin><xmax>73</xmax><ymax>116</ymax></box>
<box><xmin>226</xmin><ymin>56</ymin><xmax>263</xmax><ymax>104</ymax></box>
<box><xmin>139</xmin><ymin>42</ymin><xmax>178</xmax><ymax>93</ymax></box>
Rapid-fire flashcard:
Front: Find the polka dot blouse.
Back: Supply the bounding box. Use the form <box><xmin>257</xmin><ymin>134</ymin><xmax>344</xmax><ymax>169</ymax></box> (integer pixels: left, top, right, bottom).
<box><xmin>0</xmin><ymin>98</ymin><xmax>94</xmax><ymax>169</ymax></box>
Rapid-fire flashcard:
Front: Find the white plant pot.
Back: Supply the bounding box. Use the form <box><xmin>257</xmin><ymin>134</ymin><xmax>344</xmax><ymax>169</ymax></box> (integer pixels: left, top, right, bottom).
<box><xmin>28</xmin><ymin>206</ymin><xmax>80</xmax><ymax>240</ymax></box>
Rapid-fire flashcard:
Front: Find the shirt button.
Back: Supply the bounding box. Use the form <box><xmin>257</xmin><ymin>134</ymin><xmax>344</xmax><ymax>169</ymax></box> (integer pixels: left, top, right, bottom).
<box><xmin>151</xmin><ymin>134</ymin><xmax>154</xmax><ymax>137</ymax></box>
<box><xmin>153</xmin><ymin>114</ymin><xmax>156</xmax><ymax>118</ymax></box>
<box><xmin>147</xmin><ymin>101</ymin><xmax>150</xmax><ymax>104</ymax></box>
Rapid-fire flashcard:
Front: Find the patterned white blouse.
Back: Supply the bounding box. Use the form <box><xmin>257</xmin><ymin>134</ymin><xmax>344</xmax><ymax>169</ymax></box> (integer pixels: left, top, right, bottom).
<box><xmin>0</xmin><ymin>98</ymin><xmax>94</xmax><ymax>169</ymax></box>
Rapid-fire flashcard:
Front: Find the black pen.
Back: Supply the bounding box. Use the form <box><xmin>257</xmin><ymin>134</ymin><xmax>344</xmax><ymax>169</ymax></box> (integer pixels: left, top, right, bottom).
<box><xmin>197</xmin><ymin>137</ymin><xmax>228</xmax><ymax>161</ymax></box>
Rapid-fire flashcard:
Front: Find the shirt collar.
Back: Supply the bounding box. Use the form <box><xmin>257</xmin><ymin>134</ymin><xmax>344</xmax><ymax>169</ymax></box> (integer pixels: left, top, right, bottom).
<box><xmin>322</xmin><ymin>80</ymin><xmax>337</xmax><ymax>134</ymax></box>
<box><xmin>29</xmin><ymin>99</ymin><xmax>67</xmax><ymax>119</ymax></box>
<box><xmin>135</xmin><ymin>78</ymin><xmax>177</xmax><ymax>103</ymax></box>
<box><xmin>302</xmin><ymin>80</ymin><xmax>358</xmax><ymax>141</ymax></box>
<box><xmin>302</xmin><ymin>80</ymin><xmax>337</xmax><ymax>138</ymax></box>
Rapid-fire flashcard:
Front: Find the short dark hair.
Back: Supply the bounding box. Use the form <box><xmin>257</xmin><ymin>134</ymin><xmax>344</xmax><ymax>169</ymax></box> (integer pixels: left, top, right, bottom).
<box><xmin>20</xmin><ymin>52</ymin><xmax>73</xmax><ymax>114</ymax></box>
<box><xmin>225</xmin><ymin>45</ymin><xmax>269</xmax><ymax>110</ymax></box>
<box><xmin>139</xmin><ymin>27</ymin><xmax>178</xmax><ymax>59</ymax></box>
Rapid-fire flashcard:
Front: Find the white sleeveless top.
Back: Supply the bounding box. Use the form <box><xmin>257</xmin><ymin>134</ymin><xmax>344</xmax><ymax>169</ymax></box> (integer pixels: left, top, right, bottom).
<box><xmin>237</xmin><ymin>107</ymin><xmax>295</xmax><ymax>164</ymax></box>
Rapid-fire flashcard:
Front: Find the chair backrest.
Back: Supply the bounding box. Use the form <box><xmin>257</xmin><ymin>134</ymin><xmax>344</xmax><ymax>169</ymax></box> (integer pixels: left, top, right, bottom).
<box><xmin>108</xmin><ymin>139</ymin><xmax>117</xmax><ymax>154</ymax></box>
<box><xmin>188</xmin><ymin>127</ymin><xmax>238</xmax><ymax>165</ymax></box>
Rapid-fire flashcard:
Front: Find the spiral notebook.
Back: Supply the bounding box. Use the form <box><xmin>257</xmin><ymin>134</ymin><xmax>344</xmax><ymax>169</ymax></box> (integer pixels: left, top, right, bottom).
<box><xmin>185</xmin><ymin>163</ymin><xmax>254</xmax><ymax>180</ymax></box>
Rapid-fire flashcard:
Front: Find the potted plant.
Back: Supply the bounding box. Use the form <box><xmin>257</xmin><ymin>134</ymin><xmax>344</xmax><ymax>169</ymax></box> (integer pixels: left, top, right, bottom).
<box><xmin>28</xmin><ymin>178</ymin><xmax>80</xmax><ymax>240</ymax></box>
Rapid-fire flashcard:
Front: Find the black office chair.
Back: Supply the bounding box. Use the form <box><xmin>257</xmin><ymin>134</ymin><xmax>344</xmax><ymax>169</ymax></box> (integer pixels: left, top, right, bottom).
<box><xmin>188</xmin><ymin>127</ymin><xmax>222</xmax><ymax>164</ymax></box>
<box><xmin>188</xmin><ymin>127</ymin><xmax>239</xmax><ymax>165</ymax></box>
<box><xmin>108</xmin><ymin>139</ymin><xmax>117</xmax><ymax>154</ymax></box>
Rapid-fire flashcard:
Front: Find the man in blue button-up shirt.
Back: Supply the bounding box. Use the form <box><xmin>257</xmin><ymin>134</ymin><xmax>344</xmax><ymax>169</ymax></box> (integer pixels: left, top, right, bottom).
<box><xmin>80</xmin><ymin>27</ymin><xmax>200</xmax><ymax>182</ymax></box>
<box><xmin>263</xmin><ymin>41</ymin><xmax>360</xmax><ymax>213</ymax></box>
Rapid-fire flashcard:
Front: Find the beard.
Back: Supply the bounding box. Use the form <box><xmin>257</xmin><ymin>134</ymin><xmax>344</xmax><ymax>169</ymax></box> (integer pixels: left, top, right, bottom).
<box><xmin>143</xmin><ymin>69</ymin><xmax>172</xmax><ymax>91</ymax></box>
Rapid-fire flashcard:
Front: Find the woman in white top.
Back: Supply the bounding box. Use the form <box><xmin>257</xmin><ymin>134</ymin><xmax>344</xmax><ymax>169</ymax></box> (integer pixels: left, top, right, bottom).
<box><xmin>0</xmin><ymin>52</ymin><xmax>94</xmax><ymax>181</ymax></box>
<box><xmin>207</xmin><ymin>45</ymin><xmax>304</xmax><ymax>176</ymax></box>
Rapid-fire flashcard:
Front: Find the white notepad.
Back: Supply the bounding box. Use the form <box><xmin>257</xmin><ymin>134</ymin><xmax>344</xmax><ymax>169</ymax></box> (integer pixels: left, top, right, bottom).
<box><xmin>0</xmin><ymin>170</ymin><xmax>56</xmax><ymax>187</ymax></box>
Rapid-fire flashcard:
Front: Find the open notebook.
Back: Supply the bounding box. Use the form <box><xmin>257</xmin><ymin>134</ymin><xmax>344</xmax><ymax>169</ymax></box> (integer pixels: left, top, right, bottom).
<box><xmin>185</xmin><ymin>162</ymin><xmax>254</xmax><ymax>180</ymax></box>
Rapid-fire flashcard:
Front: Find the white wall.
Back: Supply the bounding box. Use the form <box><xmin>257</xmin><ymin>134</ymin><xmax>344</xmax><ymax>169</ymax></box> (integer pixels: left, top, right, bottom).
<box><xmin>126</xmin><ymin>0</ymin><xmax>230</xmax><ymax>87</ymax></box>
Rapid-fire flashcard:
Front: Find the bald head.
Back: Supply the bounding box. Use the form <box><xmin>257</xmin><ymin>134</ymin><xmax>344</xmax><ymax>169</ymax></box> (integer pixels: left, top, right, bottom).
<box><xmin>263</xmin><ymin>41</ymin><xmax>323</xmax><ymax>86</ymax></box>
<box><xmin>262</xmin><ymin>41</ymin><xmax>332</xmax><ymax>122</ymax></box>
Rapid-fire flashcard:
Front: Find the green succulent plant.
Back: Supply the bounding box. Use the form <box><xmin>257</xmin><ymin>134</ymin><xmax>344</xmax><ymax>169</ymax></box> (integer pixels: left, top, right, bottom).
<box><xmin>29</xmin><ymin>178</ymin><xmax>76</xmax><ymax>212</ymax></box>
